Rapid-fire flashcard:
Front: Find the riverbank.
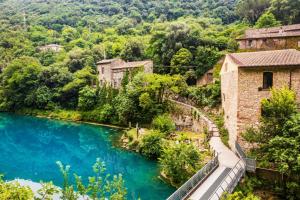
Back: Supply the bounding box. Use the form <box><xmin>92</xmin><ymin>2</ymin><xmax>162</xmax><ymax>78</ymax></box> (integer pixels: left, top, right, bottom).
<box><xmin>13</xmin><ymin>108</ymin><xmax>127</xmax><ymax>130</ymax></box>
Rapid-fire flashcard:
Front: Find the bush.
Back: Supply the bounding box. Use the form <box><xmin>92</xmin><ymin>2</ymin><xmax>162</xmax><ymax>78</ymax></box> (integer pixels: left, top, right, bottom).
<box><xmin>0</xmin><ymin>176</ymin><xmax>34</xmax><ymax>200</ymax></box>
<box><xmin>159</xmin><ymin>142</ymin><xmax>202</xmax><ymax>185</ymax></box>
<box><xmin>139</xmin><ymin>131</ymin><xmax>164</xmax><ymax>159</ymax></box>
<box><xmin>78</xmin><ymin>86</ymin><xmax>97</xmax><ymax>111</ymax></box>
<box><xmin>152</xmin><ymin>114</ymin><xmax>175</xmax><ymax>136</ymax></box>
<box><xmin>186</xmin><ymin>81</ymin><xmax>221</xmax><ymax>108</ymax></box>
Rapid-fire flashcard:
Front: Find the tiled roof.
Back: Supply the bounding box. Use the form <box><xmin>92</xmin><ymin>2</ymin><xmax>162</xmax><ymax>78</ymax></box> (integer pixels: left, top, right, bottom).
<box><xmin>112</xmin><ymin>60</ymin><xmax>152</xmax><ymax>69</ymax></box>
<box><xmin>97</xmin><ymin>58</ymin><xmax>120</xmax><ymax>64</ymax></box>
<box><xmin>228</xmin><ymin>49</ymin><xmax>300</xmax><ymax>67</ymax></box>
<box><xmin>237</xmin><ymin>24</ymin><xmax>300</xmax><ymax>40</ymax></box>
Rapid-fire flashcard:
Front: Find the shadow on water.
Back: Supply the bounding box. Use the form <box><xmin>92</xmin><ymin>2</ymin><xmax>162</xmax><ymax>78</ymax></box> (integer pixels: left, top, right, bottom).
<box><xmin>0</xmin><ymin>113</ymin><xmax>175</xmax><ymax>200</ymax></box>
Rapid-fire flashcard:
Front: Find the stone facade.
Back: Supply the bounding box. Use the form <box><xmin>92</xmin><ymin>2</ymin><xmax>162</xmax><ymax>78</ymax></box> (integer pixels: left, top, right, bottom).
<box><xmin>96</xmin><ymin>59</ymin><xmax>153</xmax><ymax>88</ymax></box>
<box><xmin>221</xmin><ymin>50</ymin><xmax>300</xmax><ymax>150</ymax></box>
<box><xmin>237</xmin><ymin>24</ymin><xmax>300</xmax><ymax>50</ymax></box>
<box><xmin>196</xmin><ymin>69</ymin><xmax>214</xmax><ymax>86</ymax></box>
<box><xmin>238</xmin><ymin>36</ymin><xmax>300</xmax><ymax>50</ymax></box>
<box><xmin>38</xmin><ymin>44</ymin><xmax>63</xmax><ymax>52</ymax></box>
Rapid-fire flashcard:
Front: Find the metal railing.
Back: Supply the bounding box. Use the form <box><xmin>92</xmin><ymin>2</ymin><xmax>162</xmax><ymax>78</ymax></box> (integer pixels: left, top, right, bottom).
<box><xmin>167</xmin><ymin>155</ymin><xmax>219</xmax><ymax>200</ymax></box>
<box><xmin>208</xmin><ymin>159</ymin><xmax>246</xmax><ymax>200</ymax></box>
<box><xmin>235</xmin><ymin>142</ymin><xmax>256</xmax><ymax>172</ymax></box>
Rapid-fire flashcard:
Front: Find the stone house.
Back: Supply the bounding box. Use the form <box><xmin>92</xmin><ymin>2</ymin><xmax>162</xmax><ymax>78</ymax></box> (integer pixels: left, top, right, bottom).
<box><xmin>221</xmin><ymin>49</ymin><xmax>300</xmax><ymax>149</ymax></box>
<box><xmin>96</xmin><ymin>58</ymin><xmax>153</xmax><ymax>88</ymax></box>
<box><xmin>196</xmin><ymin>69</ymin><xmax>214</xmax><ymax>86</ymax></box>
<box><xmin>237</xmin><ymin>24</ymin><xmax>300</xmax><ymax>50</ymax></box>
<box><xmin>38</xmin><ymin>44</ymin><xmax>63</xmax><ymax>52</ymax></box>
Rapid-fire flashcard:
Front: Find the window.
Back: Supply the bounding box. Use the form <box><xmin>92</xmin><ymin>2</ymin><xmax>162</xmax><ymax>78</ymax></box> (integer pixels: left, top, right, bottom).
<box><xmin>101</xmin><ymin>67</ymin><xmax>104</xmax><ymax>74</ymax></box>
<box><xmin>248</xmin><ymin>40</ymin><xmax>253</xmax><ymax>47</ymax></box>
<box><xmin>263</xmin><ymin>72</ymin><xmax>273</xmax><ymax>89</ymax></box>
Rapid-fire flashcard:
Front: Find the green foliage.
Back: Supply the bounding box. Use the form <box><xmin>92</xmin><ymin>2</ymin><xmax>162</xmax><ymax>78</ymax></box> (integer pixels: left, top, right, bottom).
<box><xmin>170</xmin><ymin>48</ymin><xmax>193</xmax><ymax>75</ymax></box>
<box><xmin>222</xmin><ymin>192</ymin><xmax>260</xmax><ymax>200</ymax></box>
<box><xmin>260</xmin><ymin>87</ymin><xmax>297</xmax><ymax>139</ymax></box>
<box><xmin>120</xmin><ymin>39</ymin><xmax>145</xmax><ymax>61</ymax></box>
<box><xmin>35</xmin><ymin>182</ymin><xmax>59</xmax><ymax>200</ymax></box>
<box><xmin>78</xmin><ymin>86</ymin><xmax>97</xmax><ymax>111</ymax></box>
<box><xmin>194</xmin><ymin>46</ymin><xmax>222</xmax><ymax>77</ymax></box>
<box><xmin>222</xmin><ymin>176</ymin><xmax>262</xmax><ymax>200</ymax></box>
<box><xmin>57</xmin><ymin>158</ymin><xmax>127</xmax><ymax>200</ymax></box>
<box><xmin>243</xmin><ymin>88</ymin><xmax>300</xmax><ymax>199</ymax></box>
<box><xmin>269</xmin><ymin>0</ymin><xmax>300</xmax><ymax>24</ymax></box>
<box><xmin>186</xmin><ymin>81</ymin><xmax>221</xmax><ymax>108</ymax></box>
<box><xmin>255</xmin><ymin>12</ymin><xmax>281</xmax><ymax>28</ymax></box>
<box><xmin>152</xmin><ymin>114</ymin><xmax>176</xmax><ymax>135</ymax></box>
<box><xmin>140</xmin><ymin>131</ymin><xmax>164</xmax><ymax>159</ymax></box>
<box><xmin>0</xmin><ymin>56</ymin><xmax>42</xmax><ymax>110</ymax></box>
<box><xmin>159</xmin><ymin>142</ymin><xmax>202</xmax><ymax>185</ymax></box>
<box><xmin>235</xmin><ymin>0</ymin><xmax>270</xmax><ymax>24</ymax></box>
<box><xmin>0</xmin><ymin>176</ymin><xmax>34</xmax><ymax>200</ymax></box>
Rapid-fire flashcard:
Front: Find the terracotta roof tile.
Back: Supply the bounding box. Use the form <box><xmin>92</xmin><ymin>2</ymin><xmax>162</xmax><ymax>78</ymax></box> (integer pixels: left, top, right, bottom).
<box><xmin>228</xmin><ymin>49</ymin><xmax>300</xmax><ymax>67</ymax></box>
<box><xmin>237</xmin><ymin>24</ymin><xmax>300</xmax><ymax>40</ymax></box>
<box><xmin>112</xmin><ymin>60</ymin><xmax>152</xmax><ymax>69</ymax></box>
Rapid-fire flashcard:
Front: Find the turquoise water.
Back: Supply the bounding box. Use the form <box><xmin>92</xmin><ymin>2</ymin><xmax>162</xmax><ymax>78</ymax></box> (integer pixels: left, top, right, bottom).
<box><xmin>0</xmin><ymin>113</ymin><xmax>175</xmax><ymax>200</ymax></box>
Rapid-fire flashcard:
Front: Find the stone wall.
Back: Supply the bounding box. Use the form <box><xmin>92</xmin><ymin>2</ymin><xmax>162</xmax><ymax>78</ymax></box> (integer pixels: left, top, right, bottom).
<box><xmin>238</xmin><ymin>36</ymin><xmax>300</xmax><ymax>50</ymax></box>
<box><xmin>171</xmin><ymin>101</ymin><xmax>210</xmax><ymax>134</ymax></box>
<box><xmin>221</xmin><ymin>56</ymin><xmax>239</xmax><ymax>149</ymax></box>
<box><xmin>237</xmin><ymin>68</ymin><xmax>300</xmax><ymax>147</ymax></box>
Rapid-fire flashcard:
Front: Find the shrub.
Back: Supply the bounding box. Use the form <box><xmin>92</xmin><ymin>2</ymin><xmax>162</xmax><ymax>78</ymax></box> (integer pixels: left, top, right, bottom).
<box><xmin>78</xmin><ymin>86</ymin><xmax>97</xmax><ymax>111</ymax></box>
<box><xmin>139</xmin><ymin>131</ymin><xmax>164</xmax><ymax>159</ymax></box>
<box><xmin>0</xmin><ymin>176</ymin><xmax>34</xmax><ymax>200</ymax></box>
<box><xmin>152</xmin><ymin>114</ymin><xmax>175</xmax><ymax>135</ymax></box>
<box><xmin>159</xmin><ymin>142</ymin><xmax>202</xmax><ymax>185</ymax></box>
<box><xmin>186</xmin><ymin>81</ymin><xmax>221</xmax><ymax>108</ymax></box>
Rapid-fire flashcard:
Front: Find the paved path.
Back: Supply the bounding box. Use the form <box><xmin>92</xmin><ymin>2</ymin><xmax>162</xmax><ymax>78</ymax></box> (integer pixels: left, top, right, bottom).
<box><xmin>188</xmin><ymin>115</ymin><xmax>241</xmax><ymax>200</ymax></box>
<box><xmin>168</xmin><ymin>99</ymin><xmax>244</xmax><ymax>200</ymax></box>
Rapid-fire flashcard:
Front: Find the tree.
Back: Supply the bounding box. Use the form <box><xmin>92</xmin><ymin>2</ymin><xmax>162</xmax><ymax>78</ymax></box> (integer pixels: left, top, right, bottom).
<box><xmin>0</xmin><ymin>56</ymin><xmax>42</xmax><ymax>110</ymax></box>
<box><xmin>78</xmin><ymin>86</ymin><xmax>97</xmax><ymax>111</ymax></box>
<box><xmin>235</xmin><ymin>0</ymin><xmax>270</xmax><ymax>24</ymax></box>
<box><xmin>152</xmin><ymin>114</ymin><xmax>176</xmax><ymax>136</ymax></box>
<box><xmin>260</xmin><ymin>87</ymin><xmax>298</xmax><ymax>139</ymax></box>
<box><xmin>120</xmin><ymin>39</ymin><xmax>145</xmax><ymax>61</ymax></box>
<box><xmin>62</xmin><ymin>26</ymin><xmax>79</xmax><ymax>42</ymax></box>
<box><xmin>194</xmin><ymin>46</ymin><xmax>221</xmax><ymax>77</ymax></box>
<box><xmin>170</xmin><ymin>48</ymin><xmax>193</xmax><ymax>75</ymax></box>
<box><xmin>269</xmin><ymin>0</ymin><xmax>300</xmax><ymax>24</ymax></box>
<box><xmin>243</xmin><ymin>88</ymin><xmax>300</xmax><ymax>198</ymax></box>
<box><xmin>159</xmin><ymin>143</ymin><xmax>201</xmax><ymax>185</ymax></box>
<box><xmin>65</xmin><ymin>48</ymin><xmax>95</xmax><ymax>72</ymax></box>
<box><xmin>61</xmin><ymin>67</ymin><xmax>96</xmax><ymax>108</ymax></box>
<box><xmin>139</xmin><ymin>131</ymin><xmax>164</xmax><ymax>159</ymax></box>
<box><xmin>255</xmin><ymin>12</ymin><xmax>281</xmax><ymax>28</ymax></box>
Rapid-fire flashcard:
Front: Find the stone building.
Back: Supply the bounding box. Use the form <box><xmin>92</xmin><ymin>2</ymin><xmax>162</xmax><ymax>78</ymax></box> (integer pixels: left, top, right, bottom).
<box><xmin>237</xmin><ymin>24</ymin><xmax>300</xmax><ymax>50</ymax></box>
<box><xmin>221</xmin><ymin>49</ymin><xmax>300</xmax><ymax>149</ymax></box>
<box><xmin>96</xmin><ymin>58</ymin><xmax>153</xmax><ymax>88</ymax></box>
<box><xmin>196</xmin><ymin>69</ymin><xmax>214</xmax><ymax>86</ymax></box>
<box><xmin>38</xmin><ymin>44</ymin><xmax>63</xmax><ymax>52</ymax></box>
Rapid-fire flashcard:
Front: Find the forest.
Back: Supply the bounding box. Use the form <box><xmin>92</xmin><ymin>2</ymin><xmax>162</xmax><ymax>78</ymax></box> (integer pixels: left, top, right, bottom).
<box><xmin>1</xmin><ymin>0</ymin><xmax>298</xmax><ymax>120</ymax></box>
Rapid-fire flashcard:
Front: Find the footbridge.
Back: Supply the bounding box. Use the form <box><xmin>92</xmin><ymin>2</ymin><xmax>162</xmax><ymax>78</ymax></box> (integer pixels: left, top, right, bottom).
<box><xmin>167</xmin><ymin>100</ymin><xmax>255</xmax><ymax>200</ymax></box>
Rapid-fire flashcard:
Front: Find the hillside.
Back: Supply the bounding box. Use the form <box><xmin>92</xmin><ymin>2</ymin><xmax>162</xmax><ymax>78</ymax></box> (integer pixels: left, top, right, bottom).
<box><xmin>0</xmin><ymin>0</ymin><xmax>238</xmax><ymax>31</ymax></box>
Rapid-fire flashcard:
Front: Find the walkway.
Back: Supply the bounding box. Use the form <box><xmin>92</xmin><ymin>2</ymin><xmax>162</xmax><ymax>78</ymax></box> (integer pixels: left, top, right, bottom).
<box><xmin>188</xmin><ymin>119</ymin><xmax>241</xmax><ymax>200</ymax></box>
<box><xmin>168</xmin><ymin>99</ymin><xmax>244</xmax><ymax>200</ymax></box>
